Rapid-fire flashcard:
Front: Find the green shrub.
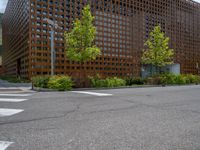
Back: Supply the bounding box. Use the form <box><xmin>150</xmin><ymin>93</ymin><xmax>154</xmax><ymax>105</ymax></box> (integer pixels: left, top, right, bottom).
<box><xmin>32</xmin><ymin>75</ymin><xmax>50</xmax><ymax>88</ymax></box>
<box><xmin>149</xmin><ymin>73</ymin><xmax>200</xmax><ymax>85</ymax></box>
<box><xmin>160</xmin><ymin>73</ymin><xmax>177</xmax><ymax>84</ymax></box>
<box><xmin>196</xmin><ymin>76</ymin><xmax>200</xmax><ymax>84</ymax></box>
<box><xmin>125</xmin><ymin>77</ymin><xmax>145</xmax><ymax>85</ymax></box>
<box><xmin>184</xmin><ymin>74</ymin><xmax>200</xmax><ymax>84</ymax></box>
<box><xmin>48</xmin><ymin>75</ymin><xmax>73</xmax><ymax>91</ymax></box>
<box><xmin>175</xmin><ymin>75</ymin><xmax>187</xmax><ymax>85</ymax></box>
<box><xmin>89</xmin><ymin>75</ymin><xmax>126</xmax><ymax>88</ymax></box>
<box><xmin>88</xmin><ymin>74</ymin><xmax>102</xmax><ymax>87</ymax></box>
<box><xmin>146</xmin><ymin>76</ymin><xmax>162</xmax><ymax>85</ymax></box>
<box><xmin>106</xmin><ymin>77</ymin><xmax>126</xmax><ymax>87</ymax></box>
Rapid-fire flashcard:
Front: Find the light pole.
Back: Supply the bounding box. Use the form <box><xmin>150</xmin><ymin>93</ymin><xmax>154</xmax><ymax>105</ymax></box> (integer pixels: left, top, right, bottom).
<box><xmin>43</xmin><ymin>18</ymin><xmax>59</xmax><ymax>76</ymax></box>
<box><xmin>196</xmin><ymin>62</ymin><xmax>199</xmax><ymax>75</ymax></box>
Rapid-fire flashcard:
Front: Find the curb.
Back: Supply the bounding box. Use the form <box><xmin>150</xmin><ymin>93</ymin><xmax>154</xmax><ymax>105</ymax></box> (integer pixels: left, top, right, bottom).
<box><xmin>32</xmin><ymin>84</ymin><xmax>199</xmax><ymax>92</ymax></box>
<box><xmin>0</xmin><ymin>88</ymin><xmax>36</xmax><ymax>93</ymax></box>
<box><xmin>32</xmin><ymin>87</ymin><xmax>59</xmax><ymax>92</ymax></box>
<box><xmin>72</xmin><ymin>84</ymin><xmax>199</xmax><ymax>91</ymax></box>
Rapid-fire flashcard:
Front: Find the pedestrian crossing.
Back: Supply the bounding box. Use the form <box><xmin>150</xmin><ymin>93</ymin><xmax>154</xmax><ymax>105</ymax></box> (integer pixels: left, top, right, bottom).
<box><xmin>0</xmin><ymin>92</ymin><xmax>32</xmax><ymax>149</ymax></box>
<box><xmin>0</xmin><ymin>98</ymin><xmax>28</xmax><ymax>102</ymax></box>
<box><xmin>0</xmin><ymin>141</ymin><xmax>13</xmax><ymax>150</ymax></box>
<box><xmin>0</xmin><ymin>94</ymin><xmax>31</xmax><ymax>97</ymax></box>
<box><xmin>0</xmin><ymin>93</ymin><xmax>30</xmax><ymax>117</ymax></box>
<box><xmin>0</xmin><ymin>108</ymin><xmax>24</xmax><ymax>117</ymax></box>
<box><xmin>72</xmin><ymin>91</ymin><xmax>113</xmax><ymax>96</ymax></box>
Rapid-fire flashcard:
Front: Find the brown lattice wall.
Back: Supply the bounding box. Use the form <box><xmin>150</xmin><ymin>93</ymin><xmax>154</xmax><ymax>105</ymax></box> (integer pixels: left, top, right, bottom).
<box><xmin>2</xmin><ymin>0</ymin><xmax>200</xmax><ymax>79</ymax></box>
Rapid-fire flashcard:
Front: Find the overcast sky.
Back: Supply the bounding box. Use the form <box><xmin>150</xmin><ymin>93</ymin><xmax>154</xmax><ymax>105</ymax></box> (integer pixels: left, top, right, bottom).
<box><xmin>0</xmin><ymin>0</ymin><xmax>8</xmax><ymax>13</ymax></box>
<box><xmin>1</xmin><ymin>0</ymin><xmax>200</xmax><ymax>13</ymax></box>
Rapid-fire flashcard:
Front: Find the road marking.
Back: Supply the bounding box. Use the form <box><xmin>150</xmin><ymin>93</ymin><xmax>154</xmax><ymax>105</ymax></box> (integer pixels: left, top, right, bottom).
<box><xmin>0</xmin><ymin>94</ymin><xmax>32</xmax><ymax>97</ymax></box>
<box><xmin>0</xmin><ymin>141</ymin><xmax>13</xmax><ymax>150</ymax></box>
<box><xmin>0</xmin><ymin>109</ymin><xmax>24</xmax><ymax>117</ymax></box>
<box><xmin>0</xmin><ymin>98</ymin><xmax>28</xmax><ymax>102</ymax></box>
<box><xmin>72</xmin><ymin>91</ymin><xmax>113</xmax><ymax>96</ymax></box>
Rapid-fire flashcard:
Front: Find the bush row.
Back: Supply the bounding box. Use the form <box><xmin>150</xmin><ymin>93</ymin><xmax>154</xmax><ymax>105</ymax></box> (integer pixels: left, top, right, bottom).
<box><xmin>147</xmin><ymin>74</ymin><xmax>200</xmax><ymax>85</ymax></box>
<box><xmin>125</xmin><ymin>77</ymin><xmax>145</xmax><ymax>86</ymax></box>
<box><xmin>89</xmin><ymin>75</ymin><xmax>126</xmax><ymax>88</ymax></box>
<box><xmin>32</xmin><ymin>75</ymin><xmax>73</xmax><ymax>91</ymax></box>
<box><xmin>33</xmin><ymin>75</ymin><xmax>126</xmax><ymax>89</ymax></box>
<box><xmin>32</xmin><ymin>73</ymin><xmax>200</xmax><ymax>90</ymax></box>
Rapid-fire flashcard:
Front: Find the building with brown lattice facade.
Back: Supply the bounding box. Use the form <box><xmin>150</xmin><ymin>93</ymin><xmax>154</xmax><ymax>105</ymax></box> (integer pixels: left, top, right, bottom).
<box><xmin>2</xmin><ymin>0</ymin><xmax>200</xmax><ymax>79</ymax></box>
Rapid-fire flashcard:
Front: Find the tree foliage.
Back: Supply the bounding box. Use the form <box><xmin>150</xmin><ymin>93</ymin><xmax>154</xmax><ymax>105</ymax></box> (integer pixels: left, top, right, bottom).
<box><xmin>141</xmin><ymin>25</ymin><xmax>174</xmax><ymax>67</ymax></box>
<box><xmin>64</xmin><ymin>4</ymin><xmax>100</xmax><ymax>63</ymax></box>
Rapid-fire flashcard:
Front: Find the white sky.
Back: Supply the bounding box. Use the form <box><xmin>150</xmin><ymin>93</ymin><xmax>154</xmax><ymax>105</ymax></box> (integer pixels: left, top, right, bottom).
<box><xmin>0</xmin><ymin>0</ymin><xmax>200</xmax><ymax>13</ymax></box>
<box><xmin>0</xmin><ymin>0</ymin><xmax>8</xmax><ymax>13</ymax></box>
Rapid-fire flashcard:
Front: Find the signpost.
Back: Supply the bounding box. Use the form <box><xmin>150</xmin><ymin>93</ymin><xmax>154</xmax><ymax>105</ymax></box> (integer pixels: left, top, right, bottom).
<box><xmin>43</xmin><ymin>18</ymin><xmax>59</xmax><ymax>76</ymax></box>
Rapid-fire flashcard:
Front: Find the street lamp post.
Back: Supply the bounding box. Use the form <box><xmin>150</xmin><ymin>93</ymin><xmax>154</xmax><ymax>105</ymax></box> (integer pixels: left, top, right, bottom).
<box><xmin>44</xmin><ymin>18</ymin><xmax>59</xmax><ymax>76</ymax></box>
<box><xmin>196</xmin><ymin>62</ymin><xmax>199</xmax><ymax>75</ymax></box>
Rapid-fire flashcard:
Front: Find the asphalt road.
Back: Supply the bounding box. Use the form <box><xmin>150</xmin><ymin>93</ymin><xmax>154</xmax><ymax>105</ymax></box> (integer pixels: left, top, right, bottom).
<box><xmin>1</xmin><ymin>85</ymin><xmax>200</xmax><ymax>150</ymax></box>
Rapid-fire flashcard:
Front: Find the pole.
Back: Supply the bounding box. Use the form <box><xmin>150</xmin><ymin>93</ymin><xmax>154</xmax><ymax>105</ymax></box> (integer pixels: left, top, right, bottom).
<box><xmin>50</xmin><ymin>28</ymin><xmax>54</xmax><ymax>76</ymax></box>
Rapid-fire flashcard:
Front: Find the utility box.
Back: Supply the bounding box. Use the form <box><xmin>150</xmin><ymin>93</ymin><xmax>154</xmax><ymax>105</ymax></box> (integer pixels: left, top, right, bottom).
<box><xmin>164</xmin><ymin>64</ymin><xmax>180</xmax><ymax>75</ymax></box>
<box><xmin>141</xmin><ymin>63</ymin><xmax>180</xmax><ymax>78</ymax></box>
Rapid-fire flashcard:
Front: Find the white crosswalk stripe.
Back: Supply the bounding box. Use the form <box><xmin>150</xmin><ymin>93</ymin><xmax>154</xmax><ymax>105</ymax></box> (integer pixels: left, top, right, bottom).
<box><xmin>0</xmin><ymin>94</ymin><xmax>32</xmax><ymax>97</ymax></box>
<box><xmin>0</xmin><ymin>141</ymin><xmax>13</xmax><ymax>150</ymax></box>
<box><xmin>72</xmin><ymin>91</ymin><xmax>113</xmax><ymax>96</ymax></box>
<box><xmin>0</xmin><ymin>90</ymin><xmax>32</xmax><ymax>149</ymax></box>
<box><xmin>0</xmin><ymin>93</ymin><xmax>31</xmax><ymax>117</ymax></box>
<box><xmin>0</xmin><ymin>98</ymin><xmax>28</xmax><ymax>102</ymax></box>
<box><xmin>0</xmin><ymin>108</ymin><xmax>24</xmax><ymax>117</ymax></box>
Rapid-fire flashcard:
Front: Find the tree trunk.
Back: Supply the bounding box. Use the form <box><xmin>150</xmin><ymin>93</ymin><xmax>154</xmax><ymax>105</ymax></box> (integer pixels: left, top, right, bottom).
<box><xmin>155</xmin><ymin>66</ymin><xmax>158</xmax><ymax>75</ymax></box>
<box><xmin>83</xmin><ymin>62</ymin><xmax>86</xmax><ymax>87</ymax></box>
<box><xmin>150</xmin><ymin>64</ymin><xmax>153</xmax><ymax>77</ymax></box>
<box><xmin>80</xmin><ymin>62</ymin><xmax>84</xmax><ymax>87</ymax></box>
<box><xmin>79</xmin><ymin>62</ymin><xmax>87</xmax><ymax>88</ymax></box>
<box><xmin>155</xmin><ymin>66</ymin><xmax>160</xmax><ymax>75</ymax></box>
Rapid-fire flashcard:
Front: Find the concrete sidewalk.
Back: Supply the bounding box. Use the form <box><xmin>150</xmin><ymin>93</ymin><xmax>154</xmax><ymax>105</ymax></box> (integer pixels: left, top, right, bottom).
<box><xmin>0</xmin><ymin>79</ymin><xmax>33</xmax><ymax>93</ymax></box>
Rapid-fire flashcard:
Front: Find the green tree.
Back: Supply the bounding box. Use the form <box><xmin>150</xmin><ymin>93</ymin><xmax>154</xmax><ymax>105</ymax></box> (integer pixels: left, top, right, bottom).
<box><xmin>141</xmin><ymin>25</ymin><xmax>174</xmax><ymax>75</ymax></box>
<box><xmin>64</xmin><ymin>4</ymin><xmax>100</xmax><ymax>63</ymax></box>
<box><xmin>64</xmin><ymin>4</ymin><xmax>100</xmax><ymax>85</ymax></box>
